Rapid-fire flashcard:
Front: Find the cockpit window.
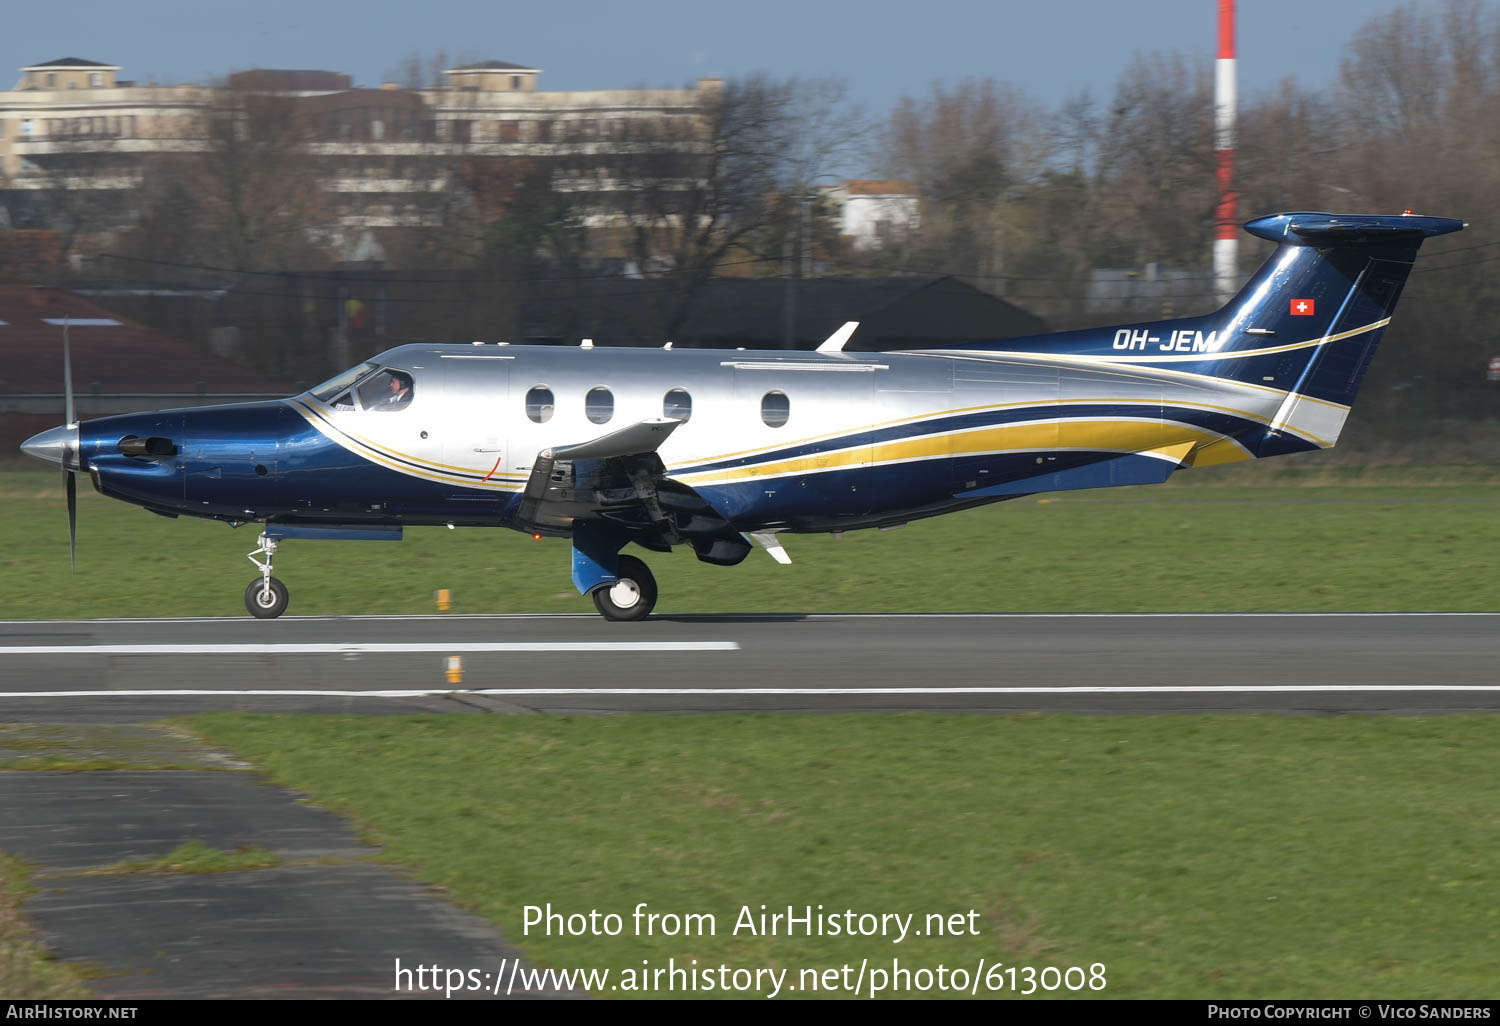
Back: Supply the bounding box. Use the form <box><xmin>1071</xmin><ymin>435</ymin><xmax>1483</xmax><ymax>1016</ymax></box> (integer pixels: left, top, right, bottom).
<box><xmin>357</xmin><ymin>368</ymin><xmax>414</xmax><ymax>412</ymax></box>
<box><xmin>311</xmin><ymin>361</ymin><xmax>379</xmax><ymax>402</ymax></box>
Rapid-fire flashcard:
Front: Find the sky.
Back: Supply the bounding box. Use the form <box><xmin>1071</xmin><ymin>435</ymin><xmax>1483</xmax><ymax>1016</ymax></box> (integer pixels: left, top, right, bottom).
<box><xmin>4</xmin><ymin>0</ymin><xmax>1441</xmax><ymax>116</ymax></box>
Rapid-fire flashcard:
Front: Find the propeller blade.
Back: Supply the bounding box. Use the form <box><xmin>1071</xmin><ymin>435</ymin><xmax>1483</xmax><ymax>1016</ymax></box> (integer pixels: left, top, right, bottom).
<box><xmin>66</xmin><ymin>470</ymin><xmax>77</xmax><ymax>573</ymax></box>
<box><xmin>60</xmin><ymin>312</ymin><xmax>79</xmax><ymax>572</ymax></box>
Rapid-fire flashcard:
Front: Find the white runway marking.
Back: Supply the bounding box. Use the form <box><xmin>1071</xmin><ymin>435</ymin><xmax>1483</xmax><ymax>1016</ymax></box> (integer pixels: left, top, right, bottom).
<box><xmin>3</xmin><ymin>685</ymin><xmax>1500</xmax><ymax>699</ymax></box>
<box><xmin>0</xmin><ymin>642</ymin><xmax>739</xmax><ymax>656</ymax></box>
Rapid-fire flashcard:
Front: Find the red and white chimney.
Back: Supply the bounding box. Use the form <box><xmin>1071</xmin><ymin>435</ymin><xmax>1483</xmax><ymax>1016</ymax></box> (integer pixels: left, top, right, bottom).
<box><xmin>1214</xmin><ymin>0</ymin><xmax>1238</xmax><ymax>306</ymax></box>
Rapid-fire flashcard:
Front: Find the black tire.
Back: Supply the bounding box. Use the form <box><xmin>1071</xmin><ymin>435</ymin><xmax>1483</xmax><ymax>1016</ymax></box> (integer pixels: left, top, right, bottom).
<box><xmin>245</xmin><ymin>576</ymin><xmax>289</xmax><ymax>619</ymax></box>
<box><xmin>591</xmin><ymin>554</ymin><xmax>657</xmax><ymax>621</ymax></box>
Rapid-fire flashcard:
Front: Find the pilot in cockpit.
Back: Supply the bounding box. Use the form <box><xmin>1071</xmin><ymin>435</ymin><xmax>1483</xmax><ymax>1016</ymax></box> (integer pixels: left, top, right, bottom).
<box><xmin>369</xmin><ymin>370</ymin><xmax>414</xmax><ymax>411</ymax></box>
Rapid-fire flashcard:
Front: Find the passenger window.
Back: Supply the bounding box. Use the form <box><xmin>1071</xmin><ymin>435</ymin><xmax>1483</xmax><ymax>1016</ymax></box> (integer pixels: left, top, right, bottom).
<box><xmin>358</xmin><ymin>369</ymin><xmax>414</xmax><ymax>412</ymax></box>
<box><xmin>586</xmin><ymin>386</ymin><xmax>614</xmax><ymax>425</ymax></box>
<box><xmin>663</xmin><ymin>388</ymin><xmax>692</xmax><ymax>423</ymax></box>
<box><xmin>525</xmin><ymin>385</ymin><xmax>554</xmax><ymax>424</ymax></box>
<box><xmin>760</xmin><ymin>390</ymin><xmax>790</xmax><ymax>428</ymax></box>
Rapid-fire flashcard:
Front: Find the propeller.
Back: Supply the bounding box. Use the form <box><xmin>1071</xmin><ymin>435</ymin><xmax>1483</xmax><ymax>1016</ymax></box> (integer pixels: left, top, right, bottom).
<box><xmin>63</xmin><ymin>314</ymin><xmax>77</xmax><ymax>572</ymax></box>
<box><xmin>17</xmin><ymin>304</ymin><xmax>84</xmax><ymax>571</ymax></box>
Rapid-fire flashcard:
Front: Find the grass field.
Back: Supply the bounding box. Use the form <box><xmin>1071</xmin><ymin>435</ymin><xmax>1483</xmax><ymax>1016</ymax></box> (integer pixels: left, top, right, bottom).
<box><xmin>171</xmin><ymin>712</ymin><xmax>1500</xmax><ymax>999</ymax></box>
<box><xmin>2</xmin><ymin>460</ymin><xmax>1498</xmax><ymax>618</ymax></box>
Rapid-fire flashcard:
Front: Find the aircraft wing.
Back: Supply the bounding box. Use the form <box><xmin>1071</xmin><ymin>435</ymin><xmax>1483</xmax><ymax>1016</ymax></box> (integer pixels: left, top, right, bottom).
<box><xmin>515</xmin><ymin>418</ymin><xmax>749</xmax><ymax>564</ymax></box>
<box><xmin>550</xmin><ymin>417</ymin><xmax>680</xmax><ymax>460</ymax></box>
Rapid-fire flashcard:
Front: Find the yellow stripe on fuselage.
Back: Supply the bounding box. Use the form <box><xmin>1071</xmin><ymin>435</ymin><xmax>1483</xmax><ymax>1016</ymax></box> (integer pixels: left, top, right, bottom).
<box><xmin>674</xmin><ymin>418</ymin><xmax>1243</xmax><ymax>486</ymax></box>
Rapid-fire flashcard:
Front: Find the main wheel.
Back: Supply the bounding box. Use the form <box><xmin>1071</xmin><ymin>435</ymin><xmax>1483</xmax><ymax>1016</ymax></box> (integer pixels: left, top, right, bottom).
<box><xmin>591</xmin><ymin>554</ymin><xmax>657</xmax><ymax>621</ymax></box>
<box><xmin>244</xmin><ymin>576</ymin><xmax>289</xmax><ymax>619</ymax></box>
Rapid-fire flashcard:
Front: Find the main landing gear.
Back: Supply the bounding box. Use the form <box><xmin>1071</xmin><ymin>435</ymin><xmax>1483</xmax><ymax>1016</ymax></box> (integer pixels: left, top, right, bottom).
<box><xmin>245</xmin><ymin>532</ymin><xmax>289</xmax><ymax>618</ymax></box>
<box><xmin>591</xmin><ymin>554</ymin><xmax>658</xmax><ymax>622</ymax></box>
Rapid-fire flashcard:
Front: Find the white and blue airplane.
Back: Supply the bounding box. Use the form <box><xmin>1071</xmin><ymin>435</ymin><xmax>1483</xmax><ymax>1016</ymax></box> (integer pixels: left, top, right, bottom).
<box><xmin>20</xmin><ymin>211</ymin><xmax>1464</xmax><ymax>619</ymax></box>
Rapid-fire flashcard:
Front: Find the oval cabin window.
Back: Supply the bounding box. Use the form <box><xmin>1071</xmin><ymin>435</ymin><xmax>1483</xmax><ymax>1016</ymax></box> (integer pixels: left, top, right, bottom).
<box><xmin>760</xmin><ymin>390</ymin><xmax>790</xmax><ymax>428</ymax></box>
<box><xmin>663</xmin><ymin>388</ymin><xmax>692</xmax><ymax>423</ymax></box>
<box><xmin>586</xmin><ymin>386</ymin><xmax>614</xmax><ymax>425</ymax></box>
<box><xmin>525</xmin><ymin>385</ymin><xmax>555</xmax><ymax>424</ymax></box>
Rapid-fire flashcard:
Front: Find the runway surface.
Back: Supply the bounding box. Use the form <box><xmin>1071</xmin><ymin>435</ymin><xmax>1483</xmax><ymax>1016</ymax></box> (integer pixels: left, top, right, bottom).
<box><xmin>2</xmin><ymin>612</ymin><xmax>1498</xmax><ymax>718</ymax></box>
<box><xmin>4</xmin><ymin>612</ymin><xmax>1498</xmax><ymax>998</ymax></box>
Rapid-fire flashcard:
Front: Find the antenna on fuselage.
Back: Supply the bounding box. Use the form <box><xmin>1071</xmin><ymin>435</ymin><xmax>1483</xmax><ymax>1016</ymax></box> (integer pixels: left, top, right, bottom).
<box><xmin>816</xmin><ymin>321</ymin><xmax>859</xmax><ymax>353</ymax></box>
<box><xmin>580</xmin><ymin>338</ymin><xmax>594</xmax><ymax>349</ymax></box>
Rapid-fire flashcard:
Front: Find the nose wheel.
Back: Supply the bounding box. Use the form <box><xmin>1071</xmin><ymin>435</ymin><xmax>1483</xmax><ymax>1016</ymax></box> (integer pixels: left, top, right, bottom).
<box><xmin>245</xmin><ymin>532</ymin><xmax>290</xmax><ymax>618</ymax></box>
<box><xmin>245</xmin><ymin>576</ymin><xmax>289</xmax><ymax>618</ymax></box>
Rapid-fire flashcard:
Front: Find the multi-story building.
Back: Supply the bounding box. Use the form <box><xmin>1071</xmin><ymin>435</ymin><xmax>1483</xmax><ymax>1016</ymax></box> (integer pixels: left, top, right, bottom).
<box><xmin>0</xmin><ymin>56</ymin><xmax>720</xmax><ymax>251</ymax></box>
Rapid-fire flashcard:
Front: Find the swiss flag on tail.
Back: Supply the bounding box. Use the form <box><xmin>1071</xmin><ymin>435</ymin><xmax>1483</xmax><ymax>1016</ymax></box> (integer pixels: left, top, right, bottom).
<box><xmin>1290</xmin><ymin>298</ymin><xmax>1316</xmax><ymax>316</ymax></box>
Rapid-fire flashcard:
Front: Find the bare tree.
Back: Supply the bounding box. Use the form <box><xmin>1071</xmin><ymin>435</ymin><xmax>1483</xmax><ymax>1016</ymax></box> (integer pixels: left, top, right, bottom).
<box><xmin>605</xmin><ymin>74</ymin><xmax>865</xmax><ymax>340</ymax></box>
<box><xmin>1094</xmin><ymin>53</ymin><xmax>1216</xmax><ymax>270</ymax></box>
<box><xmin>874</xmin><ymin>79</ymin><xmax>1052</xmax><ymax>287</ymax></box>
<box><xmin>184</xmin><ymin>87</ymin><xmax>332</xmax><ymax>271</ymax></box>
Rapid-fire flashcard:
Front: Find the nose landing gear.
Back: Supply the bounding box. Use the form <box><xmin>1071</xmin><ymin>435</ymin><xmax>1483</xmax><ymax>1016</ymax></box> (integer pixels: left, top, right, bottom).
<box><xmin>245</xmin><ymin>532</ymin><xmax>289</xmax><ymax>618</ymax></box>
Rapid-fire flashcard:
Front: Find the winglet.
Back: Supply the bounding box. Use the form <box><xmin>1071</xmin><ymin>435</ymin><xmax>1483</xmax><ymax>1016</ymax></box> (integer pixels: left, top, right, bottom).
<box><xmin>815</xmin><ymin>321</ymin><xmax>859</xmax><ymax>353</ymax></box>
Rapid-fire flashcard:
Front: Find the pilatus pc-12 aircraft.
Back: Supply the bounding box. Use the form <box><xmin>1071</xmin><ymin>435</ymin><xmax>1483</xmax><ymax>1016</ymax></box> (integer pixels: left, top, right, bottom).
<box><xmin>21</xmin><ymin>211</ymin><xmax>1465</xmax><ymax>620</ymax></box>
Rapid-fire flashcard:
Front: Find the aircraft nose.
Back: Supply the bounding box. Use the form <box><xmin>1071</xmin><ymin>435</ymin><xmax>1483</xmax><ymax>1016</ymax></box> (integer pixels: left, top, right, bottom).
<box><xmin>20</xmin><ymin>424</ymin><xmax>80</xmax><ymax>470</ymax></box>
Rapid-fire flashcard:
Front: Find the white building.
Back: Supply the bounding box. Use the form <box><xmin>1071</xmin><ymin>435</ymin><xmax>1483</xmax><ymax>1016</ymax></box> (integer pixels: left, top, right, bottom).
<box><xmin>823</xmin><ymin>179</ymin><xmax>919</xmax><ymax>251</ymax></box>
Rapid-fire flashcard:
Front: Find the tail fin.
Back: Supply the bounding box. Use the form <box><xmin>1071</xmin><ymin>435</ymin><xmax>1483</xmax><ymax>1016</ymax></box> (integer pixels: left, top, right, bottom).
<box><xmin>1223</xmin><ymin>213</ymin><xmax>1464</xmax><ymax>454</ymax></box>
<box><xmin>922</xmin><ymin>211</ymin><xmax>1464</xmax><ymax>458</ymax></box>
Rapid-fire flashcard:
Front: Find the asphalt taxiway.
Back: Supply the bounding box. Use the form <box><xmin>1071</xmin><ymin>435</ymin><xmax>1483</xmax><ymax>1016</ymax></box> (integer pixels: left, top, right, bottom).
<box><xmin>2</xmin><ymin>612</ymin><xmax>1497</xmax><ymax>718</ymax></box>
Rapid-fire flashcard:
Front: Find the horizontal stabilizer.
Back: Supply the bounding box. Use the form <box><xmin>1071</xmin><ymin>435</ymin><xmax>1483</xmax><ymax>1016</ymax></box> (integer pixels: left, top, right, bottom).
<box><xmin>551</xmin><ymin>418</ymin><xmax>681</xmax><ymax>460</ymax></box>
<box><xmin>1244</xmin><ymin>212</ymin><xmax>1466</xmax><ymax>245</ymax></box>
